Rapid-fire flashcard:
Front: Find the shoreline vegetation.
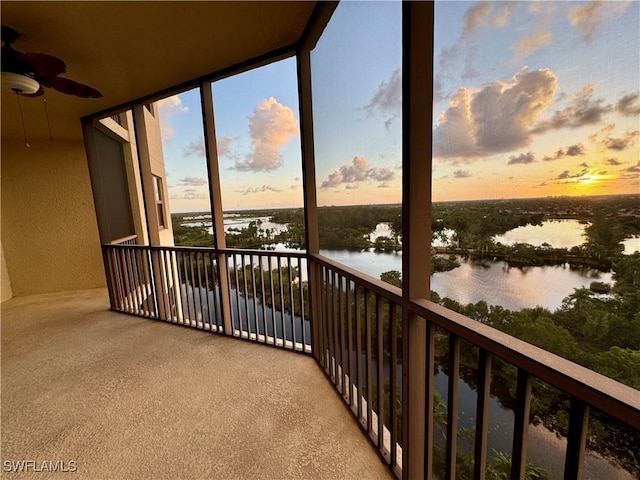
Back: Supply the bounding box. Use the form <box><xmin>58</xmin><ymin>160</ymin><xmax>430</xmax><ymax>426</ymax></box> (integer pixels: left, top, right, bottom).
<box><xmin>171</xmin><ymin>194</ymin><xmax>640</xmax><ymax>476</ymax></box>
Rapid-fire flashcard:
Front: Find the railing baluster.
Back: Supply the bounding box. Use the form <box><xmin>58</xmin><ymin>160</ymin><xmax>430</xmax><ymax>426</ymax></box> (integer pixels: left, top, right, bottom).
<box><xmin>298</xmin><ymin>257</ymin><xmax>307</xmax><ymax>352</ymax></box>
<box><xmin>510</xmin><ymin>368</ymin><xmax>531</xmax><ymax>480</ymax></box>
<box><xmin>241</xmin><ymin>254</ymin><xmax>250</xmax><ymax>337</ymax></box>
<box><xmin>339</xmin><ymin>274</ymin><xmax>346</xmax><ymax>395</ymax></box>
<box><xmin>390</xmin><ymin>302</ymin><xmax>398</xmax><ymax>468</ymax></box>
<box><xmin>355</xmin><ymin>284</ymin><xmax>363</xmax><ymax>422</ymax></box>
<box><xmin>365</xmin><ymin>288</ymin><xmax>372</xmax><ymax>434</ymax></box>
<box><xmin>251</xmin><ymin>254</ymin><xmax>259</xmax><ymax>340</ymax></box>
<box><xmin>318</xmin><ymin>265</ymin><xmax>329</xmax><ymax>374</ymax></box>
<box><xmin>232</xmin><ymin>253</ymin><xmax>241</xmax><ymax>335</ymax></box>
<box><xmin>139</xmin><ymin>249</ymin><xmax>149</xmax><ymax>315</ymax></box>
<box><xmin>189</xmin><ymin>251</ymin><xmax>198</xmax><ymax>327</ymax></box>
<box><xmin>164</xmin><ymin>250</ymin><xmax>176</xmax><ymax>322</ymax></box>
<box><xmin>210</xmin><ymin>253</ymin><xmax>221</xmax><ymax>330</ymax></box>
<box><xmin>332</xmin><ymin>271</ymin><xmax>340</xmax><ymax>384</ymax></box>
<box><xmin>128</xmin><ymin>248</ymin><xmax>142</xmax><ymax>315</ymax></box>
<box><xmin>259</xmin><ymin>256</ymin><xmax>267</xmax><ymax>343</ymax></box>
<box><xmin>425</xmin><ymin>321</ymin><xmax>436</xmax><ymax>478</ymax></box>
<box><xmin>446</xmin><ymin>334</ymin><xmax>460</xmax><ymax>480</ymax></box>
<box><xmin>288</xmin><ymin>256</ymin><xmax>297</xmax><ymax>350</ymax></box>
<box><xmin>179</xmin><ymin>251</ymin><xmax>190</xmax><ymax>324</ymax></box>
<box><xmin>195</xmin><ymin>251</ymin><xmax>205</xmax><ymax>328</ymax></box>
<box><xmin>146</xmin><ymin>248</ymin><xmax>160</xmax><ymax>318</ymax></box>
<box><xmin>202</xmin><ymin>252</ymin><xmax>212</xmax><ymax>330</ymax></box>
<box><xmin>564</xmin><ymin>398</ymin><xmax>589</xmax><ymax>480</ymax></box>
<box><xmin>473</xmin><ymin>349</ymin><xmax>492</xmax><ymax>480</ymax></box>
<box><xmin>268</xmin><ymin>255</ymin><xmax>277</xmax><ymax>345</ymax></box>
<box><xmin>124</xmin><ymin>248</ymin><xmax>137</xmax><ymax>314</ymax></box>
<box><xmin>110</xmin><ymin>249</ymin><xmax>125</xmax><ymax>310</ymax></box>
<box><xmin>326</xmin><ymin>268</ymin><xmax>335</xmax><ymax>378</ymax></box>
<box><xmin>377</xmin><ymin>294</ymin><xmax>384</xmax><ymax>450</ymax></box>
<box><xmin>172</xmin><ymin>250</ymin><xmax>184</xmax><ymax>324</ymax></box>
<box><xmin>278</xmin><ymin>256</ymin><xmax>286</xmax><ymax>347</ymax></box>
<box><xmin>346</xmin><ymin>280</ymin><xmax>354</xmax><ymax>406</ymax></box>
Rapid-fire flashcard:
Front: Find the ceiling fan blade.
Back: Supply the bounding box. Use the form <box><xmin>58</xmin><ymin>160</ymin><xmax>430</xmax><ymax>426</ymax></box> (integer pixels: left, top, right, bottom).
<box><xmin>21</xmin><ymin>52</ymin><xmax>66</xmax><ymax>78</ymax></box>
<box><xmin>1</xmin><ymin>25</ymin><xmax>19</xmax><ymax>46</ymax></box>
<box><xmin>47</xmin><ymin>76</ymin><xmax>102</xmax><ymax>98</ymax></box>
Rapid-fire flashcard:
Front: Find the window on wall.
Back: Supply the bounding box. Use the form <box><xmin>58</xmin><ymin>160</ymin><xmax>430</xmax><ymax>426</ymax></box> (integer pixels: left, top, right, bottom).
<box><xmin>310</xmin><ymin>0</ymin><xmax>402</xmax><ymax>280</ymax></box>
<box><xmin>431</xmin><ymin>2</ymin><xmax>639</xmax><ymax>478</ymax></box>
<box><xmin>153</xmin><ymin>175</ymin><xmax>166</xmax><ymax>229</ymax></box>
<box><xmin>211</xmin><ymin>58</ymin><xmax>304</xmax><ymax>251</ymax></box>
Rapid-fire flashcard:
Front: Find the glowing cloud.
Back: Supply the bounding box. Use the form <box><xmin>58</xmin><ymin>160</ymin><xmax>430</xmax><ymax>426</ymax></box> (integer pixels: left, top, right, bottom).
<box><xmin>234</xmin><ymin>97</ymin><xmax>298</xmax><ymax>172</ymax></box>
<box><xmin>157</xmin><ymin>95</ymin><xmax>188</xmax><ymax>141</ymax></box>
<box><xmin>434</xmin><ymin>67</ymin><xmax>558</xmax><ymax>161</ymax></box>
<box><xmin>321</xmin><ymin>156</ymin><xmax>396</xmax><ymax>189</ymax></box>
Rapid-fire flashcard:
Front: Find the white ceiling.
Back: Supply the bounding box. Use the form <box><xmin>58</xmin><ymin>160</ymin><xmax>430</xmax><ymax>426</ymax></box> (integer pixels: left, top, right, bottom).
<box><xmin>1</xmin><ymin>1</ymin><xmax>316</xmax><ymax>141</ymax></box>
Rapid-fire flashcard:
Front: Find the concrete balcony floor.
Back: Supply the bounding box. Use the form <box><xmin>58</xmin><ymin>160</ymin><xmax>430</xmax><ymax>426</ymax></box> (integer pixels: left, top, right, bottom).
<box><xmin>1</xmin><ymin>288</ymin><xmax>392</xmax><ymax>479</ymax></box>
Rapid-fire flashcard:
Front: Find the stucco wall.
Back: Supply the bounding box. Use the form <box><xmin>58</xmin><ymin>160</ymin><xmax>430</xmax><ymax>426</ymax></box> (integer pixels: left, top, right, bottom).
<box><xmin>1</xmin><ymin>241</ymin><xmax>13</xmax><ymax>302</ymax></box>
<box><xmin>144</xmin><ymin>104</ymin><xmax>174</xmax><ymax>246</ymax></box>
<box><xmin>1</xmin><ymin>139</ymin><xmax>106</xmax><ymax>296</ymax></box>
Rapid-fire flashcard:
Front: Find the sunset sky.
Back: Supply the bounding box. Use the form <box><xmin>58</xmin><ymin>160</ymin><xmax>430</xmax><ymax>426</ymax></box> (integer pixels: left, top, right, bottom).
<box><xmin>157</xmin><ymin>1</ymin><xmax>639</xmax><ymax>213</ymax></box>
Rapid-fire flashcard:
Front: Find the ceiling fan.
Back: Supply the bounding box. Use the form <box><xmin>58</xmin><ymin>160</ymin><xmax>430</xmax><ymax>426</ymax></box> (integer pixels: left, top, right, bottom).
<box><xmin>1</xmin><ymin>24</ymin><xmax>102</xmax><ymax>98</ymax></box>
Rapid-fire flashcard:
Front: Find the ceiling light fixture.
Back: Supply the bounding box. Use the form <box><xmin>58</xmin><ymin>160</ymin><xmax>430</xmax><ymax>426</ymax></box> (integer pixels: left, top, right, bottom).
<box><xmin>2</xmin><ymin>71</ymin><xmax>40</xmax><ymax>95</ymax></box>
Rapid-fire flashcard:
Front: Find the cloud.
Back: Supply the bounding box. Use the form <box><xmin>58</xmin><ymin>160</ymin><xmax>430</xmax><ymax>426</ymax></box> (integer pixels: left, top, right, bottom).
<box><xmin>555</xmin><ymin>166</ymin><xmax>590</xmax><ymax>181</ymax></box>
<box><xmin>453</xmin><ymin>169</ymin><xmax>471</xmax><ymax>179</ymax></box>
<box><xmin>364</xmin><ymin>69</ymin><xmax>402</xmax><ymax>128</ymax></box>
<box><xmin>178</xmin><ymin>176</ymin><xmax>207</xmax><ymax>186</ymax></box>
<box><xmin>170</xmin><ymin>188</ymin><xmax>208</xmax><ymax>201</ymax></box>
<box><xmin>626</xmin><ymin>162</ymin><xmax>640</xmax><ymax>173</ymax></box>
<box><xmin>543</xmin><ymin>143</ymin><xmax>586</xmax><ymax>161</ymax></box>
<box><xmin>533</xmin><ymin>84</ymin><xmax>611</xmax><ymax>134</ymax></box>
<box><xmin>462</xmin><ymin>2</ymin><xmax>492</xmax><ymax>36</ymax></box>
<box><xmin>600</xmin><ymin>129</ymin><xmax>639</xmax><ymax>151</ymax></box>
<box><xmin>605</xmin><ymin>158</ymin><xmax>622</xmax><ymax>166</ymax></box>
<box><xmin>569</xmin><ymin>1</ymin><xmax>631</xmax><ymax>41</ymax></box>
<box><xmin>490</xmin><ymin>4</ymin><xmax>514</xmax><ymax>27</ymax></box>
<box><xmin>235</xmin><ymin>184</ymin><xmax>283</xmax><ymax>195</ymax></box>
<box><xmin>183</xmin><ymin>139</ymin><xmax>205</xmax><ymax>157</ymax></box>
<box><xmin>566</xmin><ymin>144</ymin><xmax>585</xmax><ymax>156</ymax></box>
<box><xmin>538</xmin><ymin>181</ymin><xmax>548</xmax><ymax>187</ymax></box>
<box><xmin>233</xmin><ymin>97</ymin><xmax>298</xmax><ymax>172</ymax></box>
<box><xmin>156</xmin><ymin>95</ymin><xmax>188</xmax><ymax>141</ymax></box>
<box><xmin>511</xmin><ymin>30</ymin><xmax>552</xmax><ymax>58</ymax></box>
<box><xmin>321</xmin><ymin>156</ymin><xmax>396</xmax><ymax>189</ymax></box>
<box><xmin>217</xmin><ymin>134</ymin><xmax>235</xmax><ymax>157</ymax></box>
<box><xmin>433</xmin><ymin>67</ymin><xmax>558</xmax><ymax>161</ymax></box>
<box><xmin>617</xmin><ymin>93</ymin><xmax>640</xmax><ymax>116</ymax></box>
<box><xmin>507</xmin><ymin>151</ymin><xmax>535</xmax><ymax>165</ymax></box>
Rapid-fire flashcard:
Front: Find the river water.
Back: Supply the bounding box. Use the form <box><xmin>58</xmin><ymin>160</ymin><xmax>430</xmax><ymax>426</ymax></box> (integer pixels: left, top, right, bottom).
<box><xmin>181</xmin><ymin>217</ymin><xmax>620</xmax><ymax>312</ymax></box>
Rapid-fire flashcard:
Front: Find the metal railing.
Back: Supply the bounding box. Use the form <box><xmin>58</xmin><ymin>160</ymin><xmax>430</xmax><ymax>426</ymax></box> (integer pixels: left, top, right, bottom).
<box><xmin>110</xmin><ymin>234</ymin><xmax>137</xmax><ymax>246</ymax></box>
<box><xmin>102</xmin><ymin>244</ymin><xmax>310</xmax><ymax>352</ymax></box>
<box><xmin>102</xmin><ymin>244</ymin><xmax>640</xmax><ymax>479</ymax></box>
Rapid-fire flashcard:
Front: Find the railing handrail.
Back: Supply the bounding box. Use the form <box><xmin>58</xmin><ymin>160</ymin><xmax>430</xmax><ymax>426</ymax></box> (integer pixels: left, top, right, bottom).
<box><xmin>110</xmin><ymin>234</ymin><xmax>137</xmax><ymax>245</ymax></box>
<box><xmin>410</xmin><ymin>298</ymin><xmax>640</xmax><ymax>429</ymax></box>
<box><xmin>309</xmin><ymin>253</ymin><xmax>403</xmax><ymax>304</ymax></box>
<box><xmin>102</xmin><ymin>243</ymin><xmax>307</xmax><ymax>259</ymax></box>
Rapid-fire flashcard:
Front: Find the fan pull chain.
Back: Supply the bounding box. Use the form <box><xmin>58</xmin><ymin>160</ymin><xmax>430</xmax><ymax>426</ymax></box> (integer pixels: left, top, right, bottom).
<box><xmin>15</xmin><ymin>92</ymin><xmax>30</xmax><ymax>148</ymax></box>
<box><xmin>43</xmin><ymin>98</ymin><xmax>53</xmax><ymax>141</ymax></box>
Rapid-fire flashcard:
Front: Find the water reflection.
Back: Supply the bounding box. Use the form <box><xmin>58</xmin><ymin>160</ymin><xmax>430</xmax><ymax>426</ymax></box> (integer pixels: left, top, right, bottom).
<box><xmin>493</xmin><ymin>219</ymin><xmax>587</xmax><ymax>249</ymax></box>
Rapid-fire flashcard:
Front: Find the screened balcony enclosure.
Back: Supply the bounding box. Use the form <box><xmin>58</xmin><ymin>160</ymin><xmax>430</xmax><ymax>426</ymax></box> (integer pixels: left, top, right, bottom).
<box><xmin>3</xmin><ymin>2</ymin><xmax>638</xmax><ymax>480</ymax></box>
